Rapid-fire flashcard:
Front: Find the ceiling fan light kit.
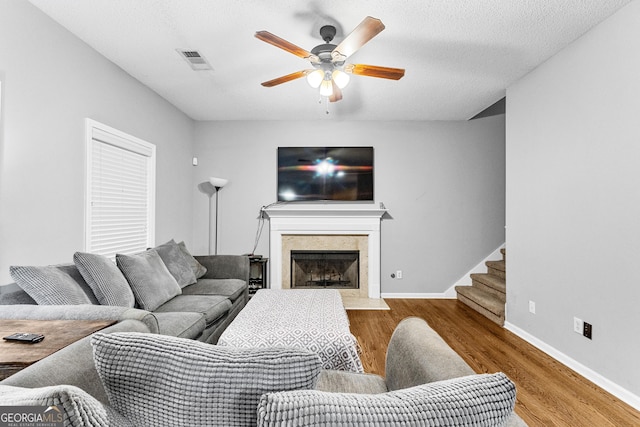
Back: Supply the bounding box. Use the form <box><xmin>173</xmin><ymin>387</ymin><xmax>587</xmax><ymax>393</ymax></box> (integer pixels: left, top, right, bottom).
<box><xmin>255</xmin><ymin>16</ymin><xmax>404</xmax><ymax>110</ymax></box>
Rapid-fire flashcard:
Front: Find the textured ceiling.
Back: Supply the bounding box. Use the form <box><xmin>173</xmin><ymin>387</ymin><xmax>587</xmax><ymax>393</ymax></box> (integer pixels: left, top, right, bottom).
<box><xmin>29</xmin><ymin>0</ymin><xmax>631</xmax><ymax>121</ymax></box>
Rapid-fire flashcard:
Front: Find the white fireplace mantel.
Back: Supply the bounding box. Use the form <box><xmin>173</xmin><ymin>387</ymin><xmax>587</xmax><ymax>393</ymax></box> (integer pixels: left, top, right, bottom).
<box><xmin>263</xmin><ymin>206</ymin><xmax>386</xmax><ymax>298</ymax></box>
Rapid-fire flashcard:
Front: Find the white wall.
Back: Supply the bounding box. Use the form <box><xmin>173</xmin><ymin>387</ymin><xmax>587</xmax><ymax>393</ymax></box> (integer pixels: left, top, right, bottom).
<box><xmin>0</xmin><ymin>1</ymin><xmax>195</xmax><ymax>285</ymax></box>
<box><xmin>506</xmin><ymin>1</ymin><xmax>640</xmax><ymax>399</ymax></box>
<box><xmin>192</xmin><ymin>117</ymin><xmax>505</xmax><ymax>294</ymax></box>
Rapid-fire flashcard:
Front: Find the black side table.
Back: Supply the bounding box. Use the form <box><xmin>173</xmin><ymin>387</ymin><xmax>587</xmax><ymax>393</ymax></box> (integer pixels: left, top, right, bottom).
<box><xmin>248</xmin><ymin>257</ymin><xmax>268</xmax><ymax>297</ymax></box>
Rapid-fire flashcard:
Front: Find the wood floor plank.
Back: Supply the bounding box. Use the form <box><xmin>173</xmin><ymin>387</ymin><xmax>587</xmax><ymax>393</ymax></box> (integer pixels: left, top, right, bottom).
<box><xmin>347</xmin><ymin>299</ymin><xmax>640</xmax><ymax>427</ymax></box>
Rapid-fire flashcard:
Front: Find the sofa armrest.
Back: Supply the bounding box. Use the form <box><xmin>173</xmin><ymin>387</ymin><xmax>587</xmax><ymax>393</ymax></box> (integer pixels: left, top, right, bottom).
<box><xmin>1</xmin><ymin>319</ymin><xmax>151</xmax><ymax>404</ymax></box>
<box><xmin>194</xmin><ymin>255</ymin><xmax>250</xmax><ymax>283</ymax></box>
<box><xmin>385</xmin><ymin>317</ymin><xmax>528</xmax><ymax>427</ymax></box>
<box><xmin>0</xmin><ymin>304</ymin><xmax>160</xmax><ymax>334</ymax></box>
<box><xmin>385</xmin><ymin>317</ymin><xmax>475</xmax><ymax>391</ymax></box>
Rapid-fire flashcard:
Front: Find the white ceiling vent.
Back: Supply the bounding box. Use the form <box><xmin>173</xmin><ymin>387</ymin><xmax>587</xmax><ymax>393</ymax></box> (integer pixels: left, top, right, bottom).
<box><xmin>177</xmin><ymin>49</ymin><xmax>212</xmax><ymax>71</ymax></box>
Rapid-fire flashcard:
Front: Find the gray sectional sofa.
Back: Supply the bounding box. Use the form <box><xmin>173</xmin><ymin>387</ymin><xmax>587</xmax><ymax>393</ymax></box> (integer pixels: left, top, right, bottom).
<box><xmin>0</xmin><ymin>316</ymin><xmax>527</xmax><ymax>426</ymax></box>
<box><xmin>0</xmin><ymin>240</ymin><xmax>249</xmax><ymax>344</ymax></box>
<box><xmin>1</xmin><ymin>241</ymin><xmax>526</xmax><ymax>425</ymax></box>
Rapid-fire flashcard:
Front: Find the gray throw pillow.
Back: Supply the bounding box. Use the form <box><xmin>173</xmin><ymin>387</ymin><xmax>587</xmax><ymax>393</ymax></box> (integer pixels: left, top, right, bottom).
<box><xmin>257</xmin><ymin>373</ymin><xmax>516</xmax><ymax>427</ymax></box>
<box><xmin>116</xmin><ymin>249</ymin><xmax>182</xmax><ymax>311</ymax></box>
<box><xmin>74</xmin><ymin>252</ymin><xmax>135</xmax><ymax>307</ymax></box>
<box><xmin>177</xmin><ymin>241</ymin><xmax>207</xmax><ymax>279</ymax></box>
<box><xmin>0</xmin><ymin>384</ymin><xmax>133</xmax><ymax>427</ymax></box>
<box><xmin>56</xmin><ymin>264</ymin><xmax>100</xmax><ymax>304</ymax></box>
<box><xmin>154</xmin><ymin>240</ymin><xmax>197</xmax><ymax>288</ymax></box>
<box><xmin>9</xmin><ymin>265</ymin><xmax>93</xmax><ymax>305</ymax></box>
<box><xmin>92</xmin><ymin>332</ymin><xmax>322</xmax><ymax>427</ymax></box>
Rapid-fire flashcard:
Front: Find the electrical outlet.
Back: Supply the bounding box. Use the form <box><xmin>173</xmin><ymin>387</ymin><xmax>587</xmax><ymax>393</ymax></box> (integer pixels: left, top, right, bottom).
<box><xmin>583</xmin><ymin>322</ymin><xmax>593</xmax><ymax>340</ymax></box>
<box><xmin>573</xmin><ymin>317</ymin><xmax>583</xmax><ymax>334</ymax></box>
<box><xmin>529</xmin><ymin>300</ymin><xmax>536</xmax><ymax>314</ymax></box>
<box><xmin>396</xmin><ymin>270</ymin><xmax>403</xmax><ymax>279</ymax></box>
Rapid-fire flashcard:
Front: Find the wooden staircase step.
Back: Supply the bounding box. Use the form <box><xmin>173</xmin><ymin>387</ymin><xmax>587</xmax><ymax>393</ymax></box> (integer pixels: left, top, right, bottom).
<box><xmin>455</xmin><ymin>286</ymin><xmax>505</xmax><ymax>326</ymax></box>
<box><xmin>486</xmin><ymin>260</ymin><xmax>506</xmax><ymax>279</ymax></box>
<box><xmin>470</xmin><ymin>273</ymin><xmax>506</xmax><ymax>302</ymax></box>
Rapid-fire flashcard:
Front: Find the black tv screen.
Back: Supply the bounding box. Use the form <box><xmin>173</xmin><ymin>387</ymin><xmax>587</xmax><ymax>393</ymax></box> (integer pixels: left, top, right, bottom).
<box><xmin>277</xmin><ymin>147</ymin><xmax>374</xmax><ymax>201</ymax></box>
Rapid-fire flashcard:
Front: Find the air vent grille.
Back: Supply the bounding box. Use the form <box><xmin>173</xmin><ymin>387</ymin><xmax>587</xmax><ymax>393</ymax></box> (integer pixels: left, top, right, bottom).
<box><xmin>176</xmin><ymin>49</ymin><xmax>213</xmax><ymax>71</ymax></box>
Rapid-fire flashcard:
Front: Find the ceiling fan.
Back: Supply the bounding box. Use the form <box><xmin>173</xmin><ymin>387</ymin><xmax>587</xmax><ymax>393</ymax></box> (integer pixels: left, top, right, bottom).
<box><xmin>255</xmin><ymin>16</ymin><xmax>405</xmax><ymax>103</ymax></box>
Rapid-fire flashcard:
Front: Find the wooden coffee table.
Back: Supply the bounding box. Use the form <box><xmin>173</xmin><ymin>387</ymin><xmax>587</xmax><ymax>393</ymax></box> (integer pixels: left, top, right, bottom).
<box><xmin>0</xmin><ymin>319</ymin><xmax>116</xmax><ymax>380</ymax></box>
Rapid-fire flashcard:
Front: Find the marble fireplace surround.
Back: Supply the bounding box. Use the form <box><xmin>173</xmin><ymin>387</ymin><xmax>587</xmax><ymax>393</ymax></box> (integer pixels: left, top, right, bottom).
<box><xmin>283</xmin><ymin>235</ymin><xmax>368</xmax><ymax>298</ymax></box>
<box><xmin>263</xmin><ymin>206</ymin><xmax>386</xmax><ymax>299</ymax></box>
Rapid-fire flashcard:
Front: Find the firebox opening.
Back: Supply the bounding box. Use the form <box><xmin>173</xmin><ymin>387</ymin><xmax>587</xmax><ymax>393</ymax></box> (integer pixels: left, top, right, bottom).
<box><xmin>291</xmin><ymin>250</ymin><xmax>359</xmax><ymax>289</ymax></box>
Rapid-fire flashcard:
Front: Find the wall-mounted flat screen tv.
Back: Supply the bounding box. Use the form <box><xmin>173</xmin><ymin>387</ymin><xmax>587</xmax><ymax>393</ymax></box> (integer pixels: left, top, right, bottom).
<box><xmin>277</xmin><ymin>147</ymin><xmax>374</xmax><ymax>202</ymax></box>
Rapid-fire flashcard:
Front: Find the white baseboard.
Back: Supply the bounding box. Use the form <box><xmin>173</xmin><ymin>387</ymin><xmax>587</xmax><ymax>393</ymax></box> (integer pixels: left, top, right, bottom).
<box><xmin>381</xmin><ymin>293</ymin><xmax>455</xmax><ymax>299</ymax></box>
<box><xmin>505</xmin><ymin>321</ymin><xmax>640</xmax><ymax>411</ymax></box>
<box><xmin>383</xmin><ymin>245</ymin><xmax>506</xmax><ymax>301</ymax></box>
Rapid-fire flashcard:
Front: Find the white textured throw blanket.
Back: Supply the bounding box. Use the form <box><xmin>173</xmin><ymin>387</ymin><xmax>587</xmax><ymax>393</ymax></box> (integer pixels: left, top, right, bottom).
<box><xmin>219</xmin><ymin>289</ymin><xmax>363</xmax><ymax>372</ymax></box>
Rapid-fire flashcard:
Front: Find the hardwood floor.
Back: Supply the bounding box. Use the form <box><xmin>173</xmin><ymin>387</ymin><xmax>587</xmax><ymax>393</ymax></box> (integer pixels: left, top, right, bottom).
<box><xmin>347</xmin><ymin>299</ymin><xmax>640</xmax><ymax>427</ymax></box>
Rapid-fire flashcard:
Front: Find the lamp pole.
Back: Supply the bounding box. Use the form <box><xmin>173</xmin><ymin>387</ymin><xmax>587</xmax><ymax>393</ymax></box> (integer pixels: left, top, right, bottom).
<box><xmin>208</xmin><ymin>177</ymin><xmax>228</xmax><ymax>255</ymax></box>
<box><xmin>214</xmin><ymin>186</ymin><xmax>221</xmax><ymax>255</ymax></box>
<box><xmin>208</xmin><ymin>193</ymin><xmax>213</xmax><ymax>255</ymax></box>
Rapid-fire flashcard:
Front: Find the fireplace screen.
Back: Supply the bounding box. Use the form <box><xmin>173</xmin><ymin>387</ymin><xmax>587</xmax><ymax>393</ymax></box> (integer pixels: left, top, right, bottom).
<box><xmin>291</xmin><ymin>250</ymin><xmax>359</xmax><ymax>289</ymax></box>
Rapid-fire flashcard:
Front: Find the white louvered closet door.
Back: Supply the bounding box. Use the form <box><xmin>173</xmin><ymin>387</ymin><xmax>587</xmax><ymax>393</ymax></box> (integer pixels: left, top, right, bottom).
<box><xmin>85</xmin><ymin>120</ymin><xmax>156</xmax><ymax>260</ymax></box>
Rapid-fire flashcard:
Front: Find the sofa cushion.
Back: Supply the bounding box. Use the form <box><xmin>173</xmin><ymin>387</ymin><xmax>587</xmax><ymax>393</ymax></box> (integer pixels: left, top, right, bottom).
<box><xmin>152</xmin><ymin>311</ymin><xmax>206</xmax><ymax>339</ymax></box>
<box><xmin>116</xmin><ymin>249</ymin><xmax>182</xmax><ymax>311</ymax></box>
<box><xmin>74</xmin><ymin>252</ymin><xmax>135</xmax><ymax>307</ymax></box>
<box><xmin>154</xmin><ymin>295</ymin><xmax>231</xmax><ymax>326</ymax></box>
<box><xmin>258</xmin><ymin>373</ymin><xmax>516</xmax><ymax>427</ymax></box>
<box><xmin>181</xmin><ymin>278</ymin><xmax>246</xmax><ymax>301</ymax></box>
<box><xmin>9</xmin><ymin>265</ymin><xmax>94</xmax><ymax>305</ymax></box>
<box><xmin>0</xmin><ymin>384</ymin><xmax>132</xmax><ymax>427</ymax></box>
<box><xmin>178</xmin><ymin>241</ymin><xmax>207</xmax><ymax>279</ymax></box>
<box><xmin>154</xmin><ymin>239</ymin><xmax>197</xmax><ymax>288</ymax></box>
<box><xmin>91</xmin><ymin>332</ymin><xmax>322</xmax><ymax>427</ymax></box>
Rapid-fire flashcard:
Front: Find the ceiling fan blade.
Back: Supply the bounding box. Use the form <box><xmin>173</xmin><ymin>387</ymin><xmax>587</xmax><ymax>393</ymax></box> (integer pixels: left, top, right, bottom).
<box><xmin>255</xmin><ymin>31</ymin><xmax>319</xmax><ymax>63</ymax></box>
<box><xmin>332</xmin><ymin>16</ymin><xmax>385</xmax><ymax>61</ymax></box>
<box><xmin>345</xmin><ymin>63</ymin><xmax>405</xmax><ymax>80</ymax></box>
<box><xmin>261</xmin><ymin>70</ymin><xmax>310</xmax><ymax>87</ymax></box>
<box><xmin>329</xmin><ymin>80</ymin><xmax>343</xmax><ymax>103</ymax></box>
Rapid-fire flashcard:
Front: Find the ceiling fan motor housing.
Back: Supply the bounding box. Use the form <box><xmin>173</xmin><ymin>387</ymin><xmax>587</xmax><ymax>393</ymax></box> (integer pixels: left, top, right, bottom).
<box><xmin>311</xmin><ymin>43</ymin><xmax>337</xmax><ymax>61</ymax></box>
<box><xmin>312</xmin><ymin>25</ymin><xmax>343</xmax><ymax>69</ymax></box>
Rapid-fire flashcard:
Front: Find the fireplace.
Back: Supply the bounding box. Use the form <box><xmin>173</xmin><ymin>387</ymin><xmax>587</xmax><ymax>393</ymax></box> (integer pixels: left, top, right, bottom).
<box><xmin>291</xmin><ymin>250</ymin><xmax>359</xmax><ymax>289</ymax></box>
<box><xmin>263</xmin><ymin>206</ymin><xmax>387</xmax><ymax>299</ymax></box>
<box><xmin>282</xmin><ymin>234</ymin><xmax>368</xmax><ymax>298</ymax></box>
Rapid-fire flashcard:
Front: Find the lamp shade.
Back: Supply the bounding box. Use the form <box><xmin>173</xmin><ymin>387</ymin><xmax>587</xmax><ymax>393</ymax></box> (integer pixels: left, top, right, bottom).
<box><xmin>209</xmin><ymin>177</ymin><xmax>228</xmax><ymax>189</ymax></box>
<box><xmin>332</xmin><ymin>70</ymin><xmax>350</xmax><ymax>89</ymax></box>
<box><xmin>306</xmin><ymin>69</ymin><xmax>324</xmax><ymax>88</ymax></box>
<box><xmin>319</xmin><ymin>79</ymin><xmax>333</xmax><ymax>97</ymax></box>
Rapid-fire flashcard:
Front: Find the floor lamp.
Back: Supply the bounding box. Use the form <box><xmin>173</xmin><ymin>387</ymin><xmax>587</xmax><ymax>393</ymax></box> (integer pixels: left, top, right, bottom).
<box><xmin>209</xmin><ymin>177</ymin><xmax>228</xmax><ymax>255</ymax></box>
